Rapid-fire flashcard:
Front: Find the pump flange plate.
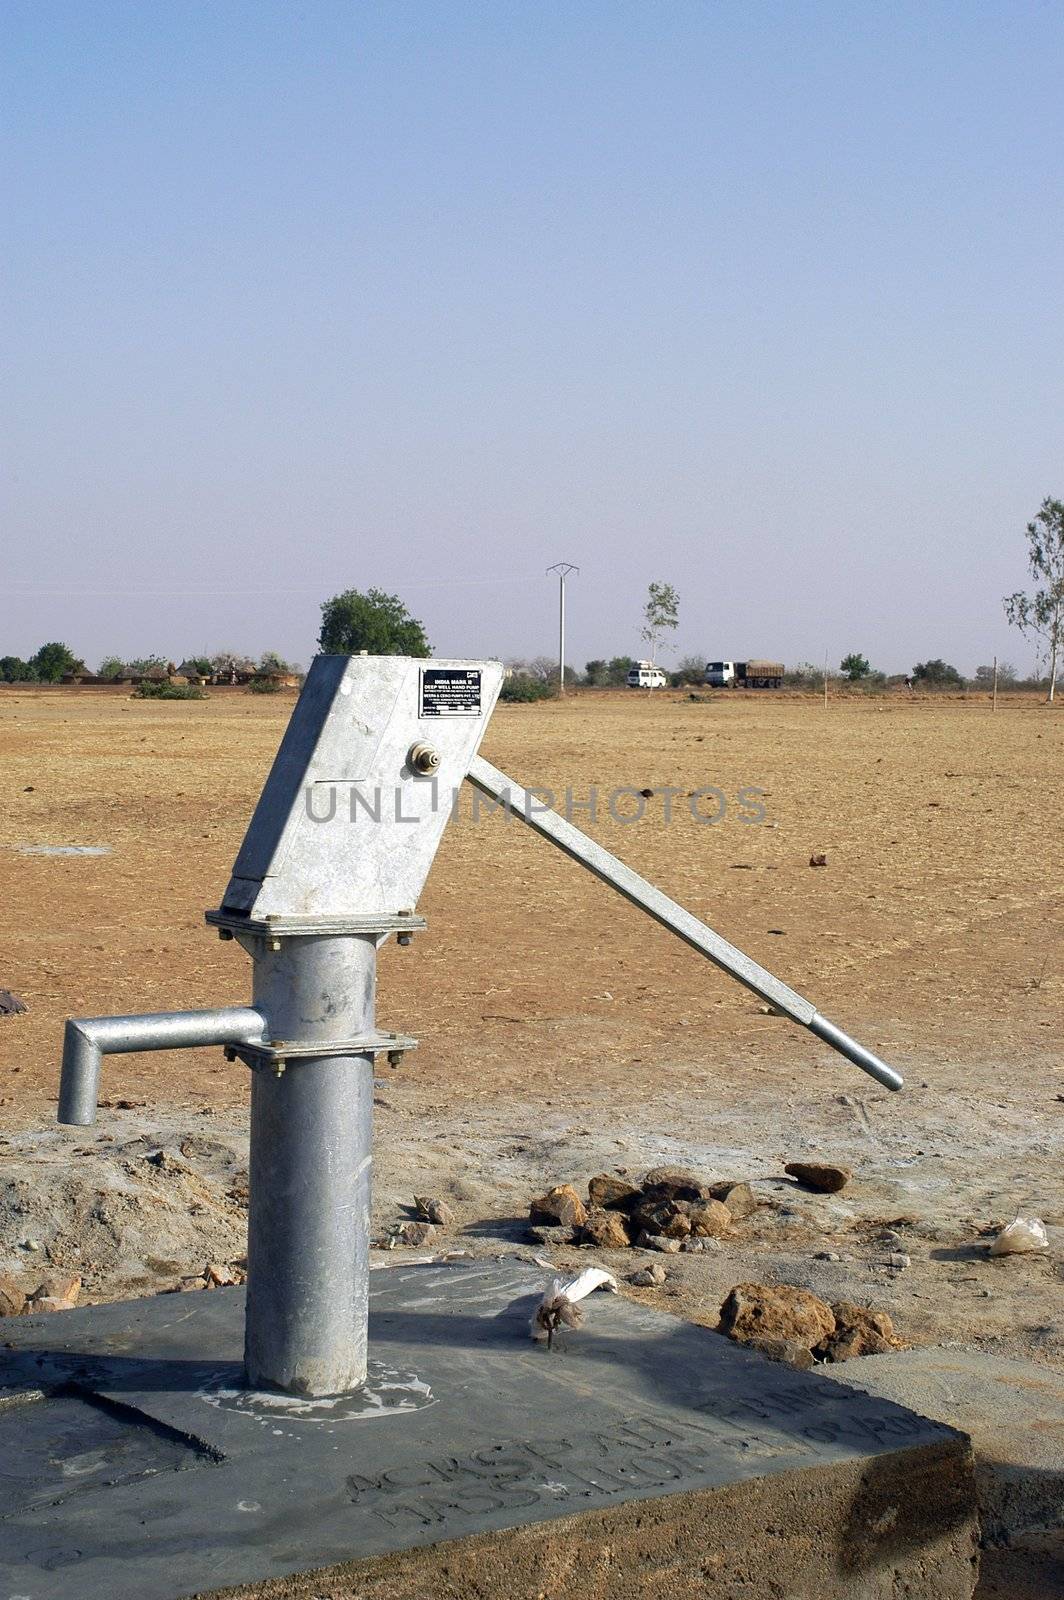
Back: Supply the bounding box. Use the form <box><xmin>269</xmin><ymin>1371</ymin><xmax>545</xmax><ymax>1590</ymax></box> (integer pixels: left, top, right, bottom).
<box><xmin>206</xmin><ymin>910</ymin><xmax>427</xmax><ymax>939</ymax></box>
<box><xmin>230</xmin><ymin>1031</ymin><xmax>418</xmax><ymax>1069</ymax></box>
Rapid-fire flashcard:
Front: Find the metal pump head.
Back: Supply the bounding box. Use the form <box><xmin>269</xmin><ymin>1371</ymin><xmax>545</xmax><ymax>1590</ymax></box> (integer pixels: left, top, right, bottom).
<box><xmin>219</xmin><ymin>656</ymin><xmax>504</xmax><ymax>921</ymax></box>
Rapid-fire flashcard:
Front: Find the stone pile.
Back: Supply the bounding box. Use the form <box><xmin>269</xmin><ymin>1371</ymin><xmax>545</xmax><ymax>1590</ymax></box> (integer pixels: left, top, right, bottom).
<box><xmin>528</xmin><ymin>1167</ymin><xmax>760</xmax><ymax>1254</ymax></box>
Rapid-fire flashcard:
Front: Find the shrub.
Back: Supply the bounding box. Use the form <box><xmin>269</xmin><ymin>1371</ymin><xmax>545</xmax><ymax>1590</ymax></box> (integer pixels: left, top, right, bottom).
<box><xmin>133</xmin><ymin>681</ymin><xmax>208</xmax><ymax>700</ymax></box>
<box><xmin>499</xmin><ymin>673</ymin><xmax>554</xmax><ymax>703</ymax></box>
<box><xmin>913</xmin><ymin>659</ymin><xmax>964</xmax><ymax>688</ymax></box>
<box><xmin>247</xmin><ymin>675</ymin><xmax>282</xmax><ymax>694</ymax></box>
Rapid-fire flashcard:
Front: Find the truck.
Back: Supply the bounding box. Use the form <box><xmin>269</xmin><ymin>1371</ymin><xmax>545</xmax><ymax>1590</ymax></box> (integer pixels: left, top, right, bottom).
<box><xmin>626</xmin><ymin>660</ymin><xmax>668</xmax><ymax>689</ymax></box>
<box><xmin>704</xmin><ymin>659</ymin><xmax>784</xmax><ymax>689</ymax></box>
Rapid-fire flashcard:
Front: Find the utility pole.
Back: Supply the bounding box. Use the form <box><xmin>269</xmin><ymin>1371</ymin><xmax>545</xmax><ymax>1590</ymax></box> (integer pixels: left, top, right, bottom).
<box><xmin>547</xmin><ymin>563</ymin><xmax>579</xmax><ymax>695</ymax></box>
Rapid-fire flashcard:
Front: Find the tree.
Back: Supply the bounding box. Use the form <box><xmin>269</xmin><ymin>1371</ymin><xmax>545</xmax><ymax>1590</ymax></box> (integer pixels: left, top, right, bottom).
<box><xmin>584</xmin><ymin>659</ymin><xmax>608</xmax><ymax>686</ymax></box>
<box><xmin>97</xmin><ymin>656</ymin><xmax>126</xmax><ymax>680</ymax></box>
<box><xmin>258</xmin><ymin>650</ymin><xmax>297</xmax><ymax>674</ymax></box>
<box><xmin>640</xmin><ymin>581</ymin><xmax>679</xmax><ymax>665</ymax></box>
<box><xmin>30</xmin><ymin>642</ymin><xmax>80</xmax><ymax>682</ymax></box>
<box><xmin>126</xmin><ymin>655</ymin><xmax>167</xmax><ymax>679</ymax></box>
<box><xmin>606</xmin><ymin>656</ymin><xmax>635</xmax><ymax>686</ymax></box>
<box><xmin>840</xmin><ymin>652</ymin><xmax>871</xmax><ymax>681</ymax></box>
<box><xmin>973</xmin><ymin>662</ymin><xmax>1017</xmax><ymax>688</ymax></box>
<box><xmin>1004</xmin><ymin>497</ymin><xmax>1064</xmax><ymax>703</ymax></box>
<box><xmin>675</xmin><ymin>654</ymin><xmax>707</xmax><ymax>684</ymax></box>
<box><xmin>913</xmin><ymin>659</ymin><xmax>964</xmax><ymax>687</ymax></box>
<box><xmin>318</xmin><ymin>588</ymin><xmax>430</xmax><ymax>657</ymax></box>
<box><xmin>0</xmin><ymin>655</ymin><xmax>36</xmax><ymax>682</ymax></box>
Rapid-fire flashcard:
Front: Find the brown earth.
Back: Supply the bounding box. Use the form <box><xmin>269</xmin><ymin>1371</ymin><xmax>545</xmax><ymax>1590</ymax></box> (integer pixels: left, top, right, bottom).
<box><xmin>2</xmin><ymin>683</ymin><xmax>1060</xmax><ymax>1110</ymax></box>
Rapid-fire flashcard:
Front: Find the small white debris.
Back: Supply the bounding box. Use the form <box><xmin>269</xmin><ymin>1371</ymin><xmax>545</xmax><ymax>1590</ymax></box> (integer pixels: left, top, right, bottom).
<box><xmin>989</xmin><ymin>1217</ymin><xmax>1049</xmax><ymax>1257</ymax></box>
<box><xmin>531</xmin><ymin>1267</ymin><xmax>618</xmax><ymax>1347</ymax></box>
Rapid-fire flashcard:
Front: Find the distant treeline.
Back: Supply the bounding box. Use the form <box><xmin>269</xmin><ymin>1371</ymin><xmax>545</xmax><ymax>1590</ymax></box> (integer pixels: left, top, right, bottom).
<box><xmin>0</xmin><ymin>645</ymin><xmax>301</xmax><ymax>685</ymax></box>
<box><xmin>500</xmin><ymin>654</ymin><xmax>1053</xmax><ymax>697</ymax></box>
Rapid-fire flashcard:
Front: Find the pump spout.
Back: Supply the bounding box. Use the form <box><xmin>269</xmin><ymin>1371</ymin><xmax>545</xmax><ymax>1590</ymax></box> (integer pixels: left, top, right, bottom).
<box><xmin>58</xmin><ymin>1007</ymin><xmax>267</xmax><ymax>1126</ymax></box>
<box><xmin>465</xmin><ymin>756</ymin><xmax>903</xmax><ymax>1092</ymax></box>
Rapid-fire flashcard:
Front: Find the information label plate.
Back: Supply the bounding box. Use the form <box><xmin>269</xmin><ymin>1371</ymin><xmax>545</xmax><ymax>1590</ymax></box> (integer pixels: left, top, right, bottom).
<box><xmin>419</xmin><ymin>668</ymin><xmax>482</xmax><ymax>717</ymax></box>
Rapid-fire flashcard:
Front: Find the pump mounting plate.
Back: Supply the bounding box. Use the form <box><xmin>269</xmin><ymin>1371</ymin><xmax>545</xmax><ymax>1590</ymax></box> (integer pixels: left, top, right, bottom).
<box><xmin>230</xmin><ymin>1031</ymin><xmax>418</xmax><ymax>1068</ymax></box>
<box><xmin>206</xmin><ymin>910</ymin><xmax>428</xmax><ymax>939</ymax></box>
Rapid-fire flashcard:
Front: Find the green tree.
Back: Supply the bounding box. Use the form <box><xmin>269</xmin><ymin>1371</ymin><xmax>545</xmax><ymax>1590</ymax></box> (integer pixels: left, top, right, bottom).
<box><xmin>606</xmin><ymin>656</ymin><xmax>635</xmax><ymax>686</ymax></box>
<box><xmin>1004</xmin><ymin>497</ymin><xmax>1064</xmax><ymax>703</ymax></box>
<box><xmin>30</xmin><ymin>642</ymin><xmax>80</xmax><ymax>682</ymax></box>
<box><xmin>584</xmin><ymin>659</ymin><xmax>608</xmax><ymax>686</ymax></box>
<box><xmin>640</xmin><ymin>581</ymin><xmax>679</xmax><ymax>666</ymax></box>
<box><xmin>318</xmin><ymin>588</ymin><xmax>430</xmax><ymax>657</ymax></box>
<box><xmin>97</xmin><ymin>656</ymin><xmax>126</xmax><ymax>680</ymax></box>
<box><xmin>913</xmin><ymin>659</ymin><xmax>964</xmax><ymax>687</ymax></box>
<box><xmin>0</xmin><ymin>655</ymin><xmax>36</xmax><ymax>682</ymax></box>
<box><xmin>840</xmin><ymin>652</ymin><xmax>871</xmax><ymax>681</ymax></box>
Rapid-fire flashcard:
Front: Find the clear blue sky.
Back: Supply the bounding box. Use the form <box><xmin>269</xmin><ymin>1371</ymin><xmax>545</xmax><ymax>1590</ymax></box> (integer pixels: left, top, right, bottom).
<box><xmin>4</xmin><ymin>1</ymin><xmax>1062</xmax><ymax>675</ymax></box>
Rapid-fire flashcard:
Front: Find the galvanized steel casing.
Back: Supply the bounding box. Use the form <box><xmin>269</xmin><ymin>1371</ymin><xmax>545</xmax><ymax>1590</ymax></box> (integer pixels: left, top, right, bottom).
<box><xmin>220</xmin><ymin>655</ymin><xmax>504</xmax><ymax>919</ymax></box>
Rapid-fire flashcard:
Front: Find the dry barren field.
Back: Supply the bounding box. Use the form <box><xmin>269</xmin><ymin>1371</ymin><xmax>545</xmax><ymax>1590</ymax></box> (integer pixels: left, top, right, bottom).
<box><xmin>1</xmin><ymin>684</ymin><xmax>1062</xmax><ymax>1377</ymax></box>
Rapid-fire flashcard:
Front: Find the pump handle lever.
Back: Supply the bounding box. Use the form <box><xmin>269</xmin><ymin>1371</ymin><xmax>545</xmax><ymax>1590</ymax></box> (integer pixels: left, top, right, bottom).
<box><xmin>465</xmin><ymin>756</ymin><xmax>902</xmax><ymax>1092</ymax></box>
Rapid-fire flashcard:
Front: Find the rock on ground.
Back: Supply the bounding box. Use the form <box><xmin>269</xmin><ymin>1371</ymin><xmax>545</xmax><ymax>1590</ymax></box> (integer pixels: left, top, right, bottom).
<box><xmin>529</xmin><ymin>1184</ymin><xmax>587</xmax><ymax>1228</ymax></box>
<box><xmin>388</xmin><ymin>1220</ymin><xmax>435</xmax><ymax>1248</ymax></box>
<box><xmin>708</xmin><ymin>1180</ymin><xmax>757</xmax><ymax>1218</ymax></box>
<box><xmin>587</xmin><ymin>1173</ymin><xmax>641</xmax><ymax>1210</ymax></box>
<box><xmin>0</xmin><ymin>1273</ymin><xmax>27</xmax><ymax>1316</ymax></box>
<box><xmin>578</xmin><ymin>1207</ymin><xmax>632</xmax><ymax>1249</ymax></box>
<box><xmin>640</xmin><ymin>1166</ymin><xmax>713</xmax><ymax>1201</ymax></box>
<box><xmin>819</xmin><ymin>1301</ymin><xmax>903</xmax><ymax>1362</ymax></box>
<box><xmin>718</xmin><ymin>1282</ymin><xmax>836</xmax><ymax>1350</ymax></box>
<box><xmin>628</xmin><ymin>1263</ymin><xmax>668</xmax><ymax>1287</ymax></box>
<box><xmin>784</xmin><ymin>1161</ymin><xmax>852</xmax><ymax>1193</ymax></box>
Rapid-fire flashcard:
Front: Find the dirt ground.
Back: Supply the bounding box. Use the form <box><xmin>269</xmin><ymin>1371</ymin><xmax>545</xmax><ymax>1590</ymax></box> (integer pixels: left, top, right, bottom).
<box><xmin>1</xmin><ymin>683</ymin><xmax>1062</xmax><ymax>1591</ymax></box>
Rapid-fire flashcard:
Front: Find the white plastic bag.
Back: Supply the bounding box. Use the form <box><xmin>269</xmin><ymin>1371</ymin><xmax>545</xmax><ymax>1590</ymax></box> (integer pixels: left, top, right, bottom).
<box><xmin>531</xmin><ymin>1267</ymin><xmax>618</xmax><ymax>1342</ymax></box>
<box><xmin>989</xmin><ymin>1217</ymin><xmax>1049</xmax><ymax>1256</ymax></box>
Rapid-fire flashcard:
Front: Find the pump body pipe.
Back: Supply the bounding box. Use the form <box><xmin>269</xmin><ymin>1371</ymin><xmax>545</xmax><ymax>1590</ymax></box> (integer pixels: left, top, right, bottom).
<box><xmin>58</xmin><ymin>1007</ymin><xmax>267</xmax><ymax>1126</ymax></box>
<box><xmin>466</xmin><ymin>755</ymin><xmax>903</xmax><ymax>1092</ymax></box>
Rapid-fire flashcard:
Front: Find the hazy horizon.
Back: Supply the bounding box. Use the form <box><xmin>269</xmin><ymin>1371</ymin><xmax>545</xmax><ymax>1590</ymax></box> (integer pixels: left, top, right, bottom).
<box><xmin>5</xmin><ymin>3</ymin><xmax>1063</xmax><ymax>680</ymax></box>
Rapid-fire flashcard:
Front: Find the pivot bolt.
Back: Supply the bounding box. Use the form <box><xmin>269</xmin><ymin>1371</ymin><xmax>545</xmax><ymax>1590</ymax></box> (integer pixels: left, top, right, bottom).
<box><xmin>408</xmin><ymin>742</ymin><xmax>440</xmax><ymax>776</ymax></box>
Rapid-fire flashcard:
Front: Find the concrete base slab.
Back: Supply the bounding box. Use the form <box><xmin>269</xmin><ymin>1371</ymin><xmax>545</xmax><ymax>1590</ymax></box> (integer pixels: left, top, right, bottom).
<box><xmin>828</xmin><ymin>1347</ymin><xmax>1064</xmax><ymax>1545</ymax></box>
<box><xmin>0</xmin><ymin>1261</ymin><xmax>979</xmax><ymax>1600</ymax></box>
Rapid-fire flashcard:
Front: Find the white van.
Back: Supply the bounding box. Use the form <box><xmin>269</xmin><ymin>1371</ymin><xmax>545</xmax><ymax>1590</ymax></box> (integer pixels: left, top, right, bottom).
<box><xmin>626</xmin><ymin>661</ymin><xmax>668</xmax><ymax>689</ymax></box>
